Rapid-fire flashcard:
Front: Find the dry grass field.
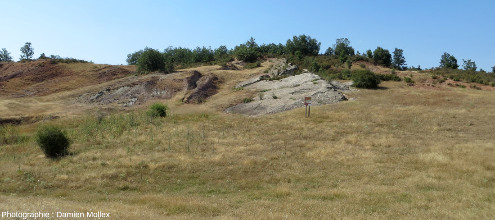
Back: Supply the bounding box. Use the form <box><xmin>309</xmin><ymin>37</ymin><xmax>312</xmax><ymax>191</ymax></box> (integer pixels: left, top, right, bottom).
<box><xmin>0</xmin><ymin>61</ymin><xmax>494</xmax><ymax>219</ymax></box>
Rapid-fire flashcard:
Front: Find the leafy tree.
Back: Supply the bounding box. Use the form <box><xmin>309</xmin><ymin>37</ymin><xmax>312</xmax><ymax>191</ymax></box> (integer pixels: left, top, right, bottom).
<box><xmin>492</xmin><ymin>66</ymin><xmax>495</xmax><ymax>73</ymax></box>
<box><xmin>0</xmin><ymin>48</ymin><xmax>13</xmax><ymax>62</ymax></box>
<box><xmin>259</xmin><ymin>43</ymin><xmax>285</xmax><ymax>56</ymax></box>
<box><xmin>439</xmin><ymin>52</ymin><xmax>458</xmax><ymax>69</ymax></box>
<box><xmin>392</xmin><ymin>48</ymin><xmax>407</xmax><ymax>70</ymax></box>
<box><xmin>20</xmin><ymin>42</ymin><xmax>34</xmax><ymax>60</ymax></box>
<box><xmin>285</xmin><ymin>35</ymin><xmax>321</xmax><ymax>56</ymax></box>
<box><xmin>334</xmin><ymin>38</ymin><xmax>355</xmax><ymax>63</ymax></box>
<box><xmin>462</xmin><ymin>59</ymin><xmax>477</xmax><ymax>71</ymax></box>
<box><xmin>366</xmin><ymin>49</ymin><xmax>373</xmax><ymax>59</ymax></box>
<box><xmin>214</xmin><ymin>45</ymin><xmax>229</xmax><ymax>58</ymax></box>
<box><xmin>137</xmin><ymin>47</ymin><xmax>172</xmax><ymax>73</ymax></box>
<box><xmin>233</xmin><ymin>37</ymin><xmax>260</xmax><ymax>62</ymax></box>
<box><xmin>126</xmin><ymin>49</ymin><xmax>144</xmax><ymax>65</ymax></box>
<box><xmin>373</xmin><ymin>47</ymin><xmax>392</xmax><ymax>67</ymax></box>
<box><xmin>38</xmin><ymin>53</ymin><xmax>48</xmax><ymax>59</ymax></box>
<box><xmin>324</xmin><ymin>47</ymin><xmax>334</xmax><ymax>56</ymax></box>
<box><xmin>166</xmin><ymin>47</ymin><xmax>194</xmax><ymax>64</ymax></box>
<box><xmin>192</xmin><ymin>46</ymin><xmax>214</xmax><ymax>63</ymax></box>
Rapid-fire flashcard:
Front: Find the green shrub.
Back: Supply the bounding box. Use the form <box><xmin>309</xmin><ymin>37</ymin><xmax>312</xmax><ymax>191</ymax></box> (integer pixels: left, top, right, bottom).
<box><xmin>351</xmin><ymin>70</ymin><xmax>381</xmax><ymax>89</ymax></box>
<box><xmin>404</xmin><ymin>77</ymin><xmax>415</xmax><ymax>84</ymax></box>
<box><xmin>147</xmin><ymin>103</ymin><xmax>168</xmax><ymax>118</ymax></box>
<box><xmin>491</xmin><ymin>82</ymin><xmax>495</xmax><ymax>87</ymax></box>
<box><xmin>36</xmin><ymin>125</ymin><xmax>70</xmax><ymax>158</ymax></box>
<box><xmin>340</xmin><ymin>69</ymin><xmax>352</xmax><ymax>80</ymax></box>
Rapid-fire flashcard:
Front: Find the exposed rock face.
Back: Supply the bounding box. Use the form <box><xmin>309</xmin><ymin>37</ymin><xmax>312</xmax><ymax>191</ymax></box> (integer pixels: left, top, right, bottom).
<box><xmin>267</xmin><ymin>58</ymin><xmax>298</xmax><ymax>77</ymax></box>
<box><xmin>184</xmin><ymin>73</ymin><xmax>219</xmax><ymax>104</ymax></box>
<box><xmin>226</xmin><ymin>72</ymin><xmax>348</xmax><ymax>116</ymax></box>
<box><xmin>78</xmin><ymin>71</ymin><xmax>218</xmax><ymax>107</ymax></box>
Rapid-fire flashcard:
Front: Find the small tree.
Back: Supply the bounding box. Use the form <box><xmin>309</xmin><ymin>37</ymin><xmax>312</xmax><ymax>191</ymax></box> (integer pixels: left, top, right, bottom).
<box><xmin>492</xmin><ymin>66</ymin><xmax>495</xmax><ymax>73</ymax></box>
<box><xmin>462</xmin><ymin>59</ymin><xmax>477</xmax><ymax>71</ymax></box>
<box><xmin>392</xmin><ymin>48</ymin><xmax>407</xmax><ymax>70</ymax></box>
<box><xmin>192</xmin><ymin>46</ymin><xmax>214</xmax><ymax>63</ymax></box>
<box><xmin>439</xmin><ymin>52</ymin><xmax>458</xmax><ymax>69</ymax></box>
<box><xmin>20</xmin><ymin>42</ymin><xmax>34</xmax><ymax>60</ymax></box>
<box><xmin>366</xmin><ymin>49</ymin><xmax>373</xmax><ymax>59</ymax></box>
<box><xmin>38</xmin><ymin>53</ymin><xmax>47</xmax><ymax>59</ymax></box>
<box><xmin>334</xmin><ymin>38</ymin><xmax>355</xmax><ymax>63</ymax></box>
<box><xmin>324</xmin><ymin>47</ymin><xmax>334</xmax><ymax>56</ymax></box>
<box><xmin>0</xmin><ymin>48</ymin><xmax>13</xmax><ymax>62</ymax></box>
<box><xmin>137</xmin><ymin>47</ymin><xmax>173</xmax><ymax>73</ymax></box>
<box><xmin>214</xmin><ymin>45</ymin><xmax>229</xmax><ymax>60</ymax></box>
<box><xmin>126</xmin><ymin>49</ymin><xmax>144</xmax><ymax>65</ymax></box>
<box><xmin>233</xmin><ymin>37</ymin><xmax>260</xmax><ymax>62</ymax></box>
<box><xmin>373</xmin><ymin>47</ymin><xmax>392</xmax><ymax>67</ymax></box>
<box><xmin>286</xmin><ymin>35</ymin><xmax>321</xmax><ymax>56</ymax></box>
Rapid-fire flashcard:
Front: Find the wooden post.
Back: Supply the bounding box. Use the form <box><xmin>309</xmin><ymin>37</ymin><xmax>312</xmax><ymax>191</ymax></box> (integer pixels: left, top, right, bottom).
<box><xmin>304</xmin><ymin>97</ymin><xmax>312</xmax><ymax>118</ymax></box>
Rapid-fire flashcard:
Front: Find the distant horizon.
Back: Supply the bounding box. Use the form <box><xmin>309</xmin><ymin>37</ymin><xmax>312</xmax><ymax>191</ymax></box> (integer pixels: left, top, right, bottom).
<box><xmin>2</xmin><ymin>0</ymin><xmax>494</xmax><ymax>71</ymax></box>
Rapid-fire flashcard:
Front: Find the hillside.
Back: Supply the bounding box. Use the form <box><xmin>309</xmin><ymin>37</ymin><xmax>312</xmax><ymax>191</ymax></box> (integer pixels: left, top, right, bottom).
<box><xmin>0</xmin><ymin>60</ymin><xmax>494</xmax><ymax>219</ymax></box>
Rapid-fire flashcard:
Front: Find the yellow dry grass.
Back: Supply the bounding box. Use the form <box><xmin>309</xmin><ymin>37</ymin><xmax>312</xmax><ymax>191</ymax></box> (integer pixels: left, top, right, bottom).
<box><xmin>1</xmin><ymin>63</ymin><xmax>494</xmax><ymax>219</ymax></box>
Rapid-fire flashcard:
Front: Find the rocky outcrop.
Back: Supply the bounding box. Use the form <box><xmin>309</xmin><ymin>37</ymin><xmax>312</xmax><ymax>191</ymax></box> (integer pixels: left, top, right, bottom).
<box><xmin>226</xmin><ymin>72</ymin><xmax>348</xmax><ymax>116</ymax></box>
<box><xmin>184</xmin><ymin>73</ymin><xmax>219</xmax><ymax>104</ymax></box>
<box><xmin>79</xmin><ymin>71</ymin><xmax>218</xmax><ymax>107</ymax></box>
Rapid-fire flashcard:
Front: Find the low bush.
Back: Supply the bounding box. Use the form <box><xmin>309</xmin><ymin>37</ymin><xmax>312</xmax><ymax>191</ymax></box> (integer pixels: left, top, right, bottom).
<box><xmin>147</xmin><ymin>103</ymin><xmax>168</xmax><ymax>118</ymax></box>
<box><xmin>36</xmin><ymin>125</ymin><xmax>70</xmax><ymax>158</ymax></box>
<box><xmin>404</xmin><ymin>77</ymin><xmax>415</xmax><ymax>84</ymax></box>
<box><xmin>351</xmin><ymin>70</ymin><xmax>381</xmax><ymax>89</ymax></box>
<box><xmin>378</xmin><ymin>74</ymin><xmax>402</xmax><ymax>81</ymax></box>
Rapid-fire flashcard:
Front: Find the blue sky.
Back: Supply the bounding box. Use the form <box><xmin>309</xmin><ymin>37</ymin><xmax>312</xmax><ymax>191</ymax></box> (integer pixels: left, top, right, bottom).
<box><xmin>2</xmin><ymin>0</ymin><xmax>494</xmax><ymax>70</ymax></box>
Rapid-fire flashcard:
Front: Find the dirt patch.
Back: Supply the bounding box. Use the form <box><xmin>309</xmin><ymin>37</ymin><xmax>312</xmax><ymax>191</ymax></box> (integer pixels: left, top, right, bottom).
<box><xmin>97</xmin><ymin>66</ymin><xmax>133</xmax><ymax>83</ymax></box>
<box><xmin>0</xmin><ymin>60</ymin><xmax>134</xmax><ymax>97</ymax></box>
<box><xmin>226</xmin><ymin>72</ymin><xmax>348</xmax><ymax>116</ymax></box>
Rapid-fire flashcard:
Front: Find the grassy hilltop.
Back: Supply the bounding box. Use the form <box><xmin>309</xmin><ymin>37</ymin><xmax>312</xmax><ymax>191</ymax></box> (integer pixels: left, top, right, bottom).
<box><xmin>1</xmin><ymin>38</ymin><xmax>494</xmax><ymax>218</ymax></box>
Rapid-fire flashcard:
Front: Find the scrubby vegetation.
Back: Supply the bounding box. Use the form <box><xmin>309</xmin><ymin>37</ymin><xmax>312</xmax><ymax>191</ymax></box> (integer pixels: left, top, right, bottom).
<box><xmin>429</xmin><ymin>68</ymin><xmax>495</xmax><ymax>85</ymax></box>
<box><xmin>351</xmin><ymin>70</ymin><xmax>381</xmax><ymax>89</ymax></box>
<box><xmin>0</xmin><ymin>124</ymin><xmax>28</xmax><ymax>145</ymax></box>
<box><xmin>35</xmin><ymin>125</ymin><xmax>70</xmax><ymax>158</ymax></box>
<box><xmin>147</xmin><ymin>103</ymin><xmax>168</xmax><ymax>118</ymax></box>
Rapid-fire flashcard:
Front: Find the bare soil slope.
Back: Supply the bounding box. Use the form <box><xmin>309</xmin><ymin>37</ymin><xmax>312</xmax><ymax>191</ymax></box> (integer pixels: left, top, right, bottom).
<box><xmin>0</xmin><ymin>60</ymin><xmax>134</xmax><ymax>97</ymax></box>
